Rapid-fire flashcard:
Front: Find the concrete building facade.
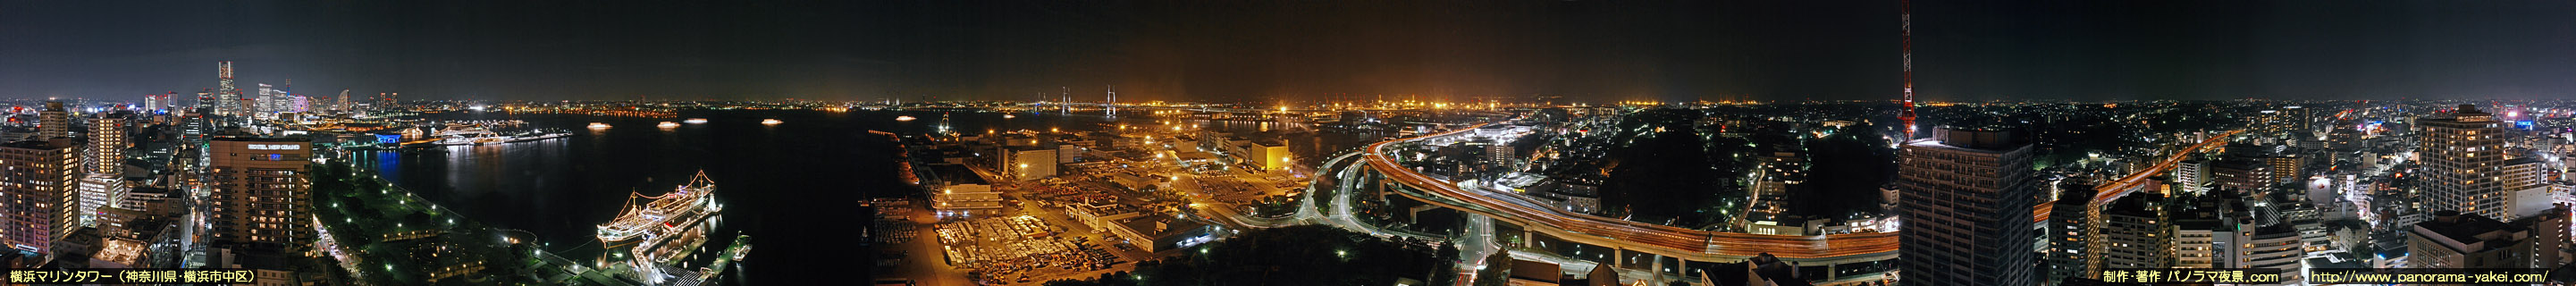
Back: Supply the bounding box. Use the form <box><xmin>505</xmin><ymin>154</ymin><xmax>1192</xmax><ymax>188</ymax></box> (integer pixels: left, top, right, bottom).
<box><xmin>1898</xmin><ymin>128</ymin><xmax>2039</xmax><ymax>286</ymax></box>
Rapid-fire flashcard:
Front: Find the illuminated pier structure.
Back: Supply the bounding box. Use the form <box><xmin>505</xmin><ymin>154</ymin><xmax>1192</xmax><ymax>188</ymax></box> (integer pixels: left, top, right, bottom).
<box><xmin>597</xmin><ymin>171</ymin><xmax>726</xmax><ymax>284</ymax></box>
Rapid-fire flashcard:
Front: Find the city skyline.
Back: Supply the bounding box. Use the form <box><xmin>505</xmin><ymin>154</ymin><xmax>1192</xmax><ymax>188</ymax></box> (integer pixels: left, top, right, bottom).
<box><xmin>2</xmin><ymin>1</ymin><xmax>2572</xmax><ymax>102</ymax></box>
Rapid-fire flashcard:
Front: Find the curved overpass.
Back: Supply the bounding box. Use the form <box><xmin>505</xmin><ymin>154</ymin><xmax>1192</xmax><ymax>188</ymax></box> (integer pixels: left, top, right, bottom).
<box><xmin>1356</xmin><ymin>122</ymin><xmax>1896</xmax><ymax>264</ymax></box>
<box><xmin>1353</xmin><ymin>122</ymin><xmax>2234</xmax><ymax>266</ymax></box>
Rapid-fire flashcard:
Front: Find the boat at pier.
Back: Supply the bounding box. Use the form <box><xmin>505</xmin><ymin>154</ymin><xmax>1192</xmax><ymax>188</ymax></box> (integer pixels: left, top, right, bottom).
<box><xmin>598</xmin><ymin>171</ymin><xmax>726</xmax><ymax>284</ymax></box>
<box><xmin>432</xmin><ymin>123</ymin><xmax>573</xmax><ymax>146</ymax></box>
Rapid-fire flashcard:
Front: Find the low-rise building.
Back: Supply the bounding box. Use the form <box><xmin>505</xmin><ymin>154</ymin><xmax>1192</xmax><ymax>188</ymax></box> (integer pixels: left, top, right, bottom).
<box><xmin>932</xmin><ymin>184</ymin><xmax>1004</xmax><ymax>218</ymax></box>
<box><xmin>2407</xmin><ymin>208</ymin><xmax>2569</xmax><ymax>270</ymax></box>
<box><xmin>1105</xmin><ymin>214</ymin><xmax>1215</xmax><ymax>252</ymax></box>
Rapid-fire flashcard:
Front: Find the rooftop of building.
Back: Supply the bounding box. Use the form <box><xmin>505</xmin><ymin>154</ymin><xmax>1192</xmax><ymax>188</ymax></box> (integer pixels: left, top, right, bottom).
<box><xmin>209</xmin><ymin>135</ymin><xmax>310</xmax><ymax>142</ymax></box>
<box><xmin>2412</xmin><ymin>210</ymin><xmax>2526</xmax><ymax>252</ymax></box>
<box><xmin>1116</xmin><ymin>214</ymin><xmax>1211</xmax><ymax>241</ymax></box>
<box><xmin>0</xmin><ymin>138</ymin><xmax>77</xmax><ymax>149</ymax></box>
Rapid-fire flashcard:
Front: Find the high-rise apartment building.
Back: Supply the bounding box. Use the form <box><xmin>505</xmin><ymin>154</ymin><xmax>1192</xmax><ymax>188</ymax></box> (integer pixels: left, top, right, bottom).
<box><xmin>2419</xmin><ymin>105</ymin><xmax>2522</xmax><ymax>219</ymax></box>
<box><xmin>86</xmin><ymin>115</ymin><xmax>127</xmax><ymax>176</ymax></box>
<box><xmin>37</xmin><ymin>101</ymin><xmax>70</xmax><ymax>139</ymax></box>
<box><xmin>208</xmin><ymin>137</ymin><xmax>313</xmax><ymax>248</ymax></box>
<box><xmin>0</xmin><ymin>139</ymin><xmax>80</xmax><ymax>254</ymax></box>
<box><xmin>2044</xmin><ymin>187</ymin><xmax>2093</xmax><ymax>282</ymax></box>
<box><xmin>1898</xmin><ymin>127</ymin><xmax>2039</xmax><ymax>286</ymax></box>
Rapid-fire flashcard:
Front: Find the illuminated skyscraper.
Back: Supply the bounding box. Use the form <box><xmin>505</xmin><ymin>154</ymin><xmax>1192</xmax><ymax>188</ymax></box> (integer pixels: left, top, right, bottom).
<box><xmin>256</xmin><ymin>83</ymin><xmax>278</xmax><ymax>115</ymax></box>
<box><xmin>38</xmin><ymin>101</ymin><xmax>70</xmax><ymax>139</ymax></box>
<box><xmin>208</xmin><ymin>137</ymin><xmax>313</xmax><ymax>247</ymax></box>
<box><xmin>1898</xmin><ymin>127</ymin><xmax>2037</xmax><ymax>286</ymax></box>
<box><xmin>85</xmin><ymin>114</ymin><xmax>126</xmax><ymax>176</ymax></box>
<box><xmin>2419</xmin><ymin>105</ymin><xmax>2524</xmax><ymax>219</ymax></box>
<box><xmin>0</xmin><ymin>139</ymin><xmax>80</xmax><ymax>254</ymax></box>
<box><xmin>216</xmin><ymin>61</ymin><xmax>238</xmax><ymax>116</ymax></box>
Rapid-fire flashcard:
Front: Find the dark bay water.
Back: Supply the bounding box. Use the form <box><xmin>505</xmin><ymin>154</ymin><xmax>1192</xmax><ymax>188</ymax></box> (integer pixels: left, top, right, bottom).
<box><xmin>349</xmin><ymin>109</ymin><xmax>1377</xmax><ymax>283</ymax></box>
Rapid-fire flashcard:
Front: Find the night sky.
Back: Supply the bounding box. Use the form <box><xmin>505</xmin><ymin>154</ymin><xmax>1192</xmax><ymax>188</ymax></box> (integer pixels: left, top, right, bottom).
<box><xmin>2</xmin><ymin>0</ymin><xmax>2571</xmax><ymax>102</ymax></box>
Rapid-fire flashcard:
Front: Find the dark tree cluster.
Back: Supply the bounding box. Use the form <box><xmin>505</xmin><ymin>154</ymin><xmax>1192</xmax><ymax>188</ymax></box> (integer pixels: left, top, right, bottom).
<box><xmin>1044</xmin><ymin>225</ymin><xmax>1456</xmax><ymax>286</ymax></box>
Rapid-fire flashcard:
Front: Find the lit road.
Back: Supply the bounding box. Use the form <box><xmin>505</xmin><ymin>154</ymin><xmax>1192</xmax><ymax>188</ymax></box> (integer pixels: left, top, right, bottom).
<box><xmin>1453</xmin><ymin>214</ymin><xmax>1496</xmax><ymax>286</ymax></box>
<box><xmin>2033</xmin><ymin>130</ymin><xmax>2244</xmax><ymax>223</ymax></box>
<box><xmin>1360</xmin><ymin>122</ymin><xmax>1896</xmax><ymax>261</ymax></box>
<box><xmin>1317</xmin><ymin>122</ymin><xmax>2234</xmax><ymax>278</ymax></box>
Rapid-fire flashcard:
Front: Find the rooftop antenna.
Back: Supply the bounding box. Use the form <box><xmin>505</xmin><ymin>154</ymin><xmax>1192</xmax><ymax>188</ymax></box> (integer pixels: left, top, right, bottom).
<box><xmin>1898</xmin><ymin>0</ymin><xmax>1919</xmax><ymax>139</ymax></box>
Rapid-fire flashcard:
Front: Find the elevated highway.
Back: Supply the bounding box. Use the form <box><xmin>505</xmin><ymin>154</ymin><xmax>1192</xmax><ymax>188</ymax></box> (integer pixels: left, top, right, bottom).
<box><xmin>1336</xmin><ymin>121</ymin><xmax>2234</xmax><ymax>279</ymax></box>
<box><xmin>1352</xmin><ymin>122</ymin><xmax>1895</xmax><ymax>265</ymax></box>
<box><xmin>2034</xmin><ymin>130</ymin><xmax>2243</xmax><ymax>223</ymax></box>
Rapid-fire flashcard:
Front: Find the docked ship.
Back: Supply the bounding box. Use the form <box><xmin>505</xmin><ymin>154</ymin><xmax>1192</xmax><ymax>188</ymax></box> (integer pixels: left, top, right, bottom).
<box><xmin>432</xmin><ymin>123</ymin><xmax>573</xmax><ymax>146</ymax></box>
<box><xmin>598</xmin><ymin>171</ymin><xmax>726</xmax><ymax>283</ymax></box>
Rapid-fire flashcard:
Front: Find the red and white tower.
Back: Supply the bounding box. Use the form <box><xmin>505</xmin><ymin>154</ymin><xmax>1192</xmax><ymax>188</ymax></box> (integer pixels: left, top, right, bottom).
<box><xmin>1898</xmin><ymin>0</ymin><xmax>1919</xmax><ymax>139</ymax></box>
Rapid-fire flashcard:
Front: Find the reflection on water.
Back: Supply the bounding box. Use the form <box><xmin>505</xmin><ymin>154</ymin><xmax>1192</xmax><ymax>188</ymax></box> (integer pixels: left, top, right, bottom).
<box><xmin>353</xmin><ymin>110</ymin><xmax>1377</xmax><ymax>283</ymax></box>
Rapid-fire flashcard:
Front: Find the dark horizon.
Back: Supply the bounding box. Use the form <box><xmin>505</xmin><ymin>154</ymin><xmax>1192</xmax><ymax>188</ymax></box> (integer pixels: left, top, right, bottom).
<box><xmin>3</xmin><ymin>1</ymin><xmax>2572</xmax><ymax>103</ymax></box>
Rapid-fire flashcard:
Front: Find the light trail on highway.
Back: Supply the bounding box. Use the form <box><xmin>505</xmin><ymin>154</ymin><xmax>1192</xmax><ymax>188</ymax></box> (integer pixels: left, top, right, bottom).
<box><xmin>1360</xmin><ymin>122</ymin><xmax>1894</xmax><ymax>260</ymax></box>
<box><xmin>2033</xmin><ymin>130</ymin><xmax>2244</xmax><ymax>223</ymax></box>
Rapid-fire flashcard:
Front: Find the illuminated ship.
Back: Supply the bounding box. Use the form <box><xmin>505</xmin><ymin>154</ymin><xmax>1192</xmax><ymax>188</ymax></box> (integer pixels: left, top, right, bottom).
<box><xmin>684</xmin><ymin>118</ymin><xmax>710</xmax><ymax>124</ymax></box>
<box><xmin>598</xmin><ymin>171</ymin><xmax>726</xmax><ymax>283</ymax></box>
<box><xmin>434</xmin><ymin>123</ymin><xmax>502</xmax><ymax>145</ymax></box>
<box><xmin>657</xmin><ymin>122</ymin><xmax>681</xmax><ymax>129</ymax></box>
<box><xmin>433</xmin><ymin>123</ymin><xmax>572</xmax><ymax>145</ymax></box>
<box><xmin>760</xmin><ymin>119</ymin><xmax>782</xmax><ymax>125</ymax></box>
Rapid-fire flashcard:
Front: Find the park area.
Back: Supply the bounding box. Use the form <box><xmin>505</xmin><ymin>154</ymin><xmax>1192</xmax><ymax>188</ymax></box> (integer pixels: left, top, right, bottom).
<box><xmin>308</xmin><ymin>163</ymin><xmax>610</xmax><ymax>285</ymax></box>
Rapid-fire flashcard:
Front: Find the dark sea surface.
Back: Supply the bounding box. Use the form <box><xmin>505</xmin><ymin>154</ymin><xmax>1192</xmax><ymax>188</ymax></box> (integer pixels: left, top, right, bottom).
<box><xmin>349</xmin><ymin>109</ymin><xmax>1374</xmax><ymax>283</ymax></box>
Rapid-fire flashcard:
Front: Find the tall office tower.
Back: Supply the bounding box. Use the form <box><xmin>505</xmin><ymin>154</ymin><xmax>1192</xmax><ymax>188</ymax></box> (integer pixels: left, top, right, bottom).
<box><xmin>143</xmin><ymin>94</ymin><xmax>161</xmax><ymax>112</ymax></box>
<box><xmin>255</xmin><ymin>83</ymin><xmax>277</xmax><ymax>114</ymax></box>
<box><xmin>208</xmin><ymin>137</ymin><xmax>312</xmax><ymax>247</ymax></box>
<box><xmin>38</xmin><ymin>101</ymin><xmax>70</xmax><ymax>139</ymax></box>
<box><xmin>336</xmin><ymin>89</ymin><xmax>350</xmax><ymax>112</ymax></box>
<box><xmin>0</xmin><ymin>139</ymin><xmax>80</xmax><ymax>254</ymax></box>
<box><xmin>198</xmin><ymin>89</ymin><xmax>215</xmax><ymax>110</ymax></box>
<box><xmin>164</xmin><ymin>91</ymin><xmax>180</xmax><ymax>110</ymax></box>
<box><xmin>290</xmin><ymin>95</ymin><xmax>308</xmax><ymax>114</ymax></box>
<box><xmin>216</xmin><ymin>61</ymin><xmax>238</xmax><ymax>116</ymax></box>
<box><xmin>2420</xmin><ymin>105</ymin><xmax>2520</xmax><ymax>219</ymax></box>
<box><xmin>84</xmin><ymin>115</ymin><xmax>127</xmax><ymax>176</ymax></box>
<box><xmin>1898</xmin><ymin>127</ymin><xmax>2039</xmax><ymax>286</ymax></box>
